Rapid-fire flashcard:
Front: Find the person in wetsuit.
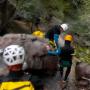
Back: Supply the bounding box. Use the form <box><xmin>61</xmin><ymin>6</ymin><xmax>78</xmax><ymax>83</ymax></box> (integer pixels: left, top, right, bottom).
<box><xmin>0</xmin><ymin>45</ymin><xmax>44</xmax><ymax>90</ymax></box>
<box><xmin>48</xmin><ymin>34</ymin><xmax>74</xmax><ymax>83</ymax></box>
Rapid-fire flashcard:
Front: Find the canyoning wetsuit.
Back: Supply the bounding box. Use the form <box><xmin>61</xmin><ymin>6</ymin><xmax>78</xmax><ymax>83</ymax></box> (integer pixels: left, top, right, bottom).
<box><xmin>59</xmin><ymin>41</ymin><xmax>74</xmax><ymax>81</ymax></box>
<box><xmin>45</xmin><ymin>25</ymin><xmax>60</xmax><ymax>49</ymax></box>
<box><xmin>48</xmin><ymin>41</ymin><xmax>74</xmax><ymax>81</ymax></box>
<box><xmin>45</xmin><ymin>25</ymin><xmax>61</xmax><ymax>41</ymax></box>
<box><xmin>0</xmin><ymin>70</ymin><xmax>44</xmax><ymax>90</ymax></box>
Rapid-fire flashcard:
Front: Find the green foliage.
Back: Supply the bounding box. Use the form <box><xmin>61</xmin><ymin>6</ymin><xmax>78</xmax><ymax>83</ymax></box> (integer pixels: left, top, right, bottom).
<box><xmin>40</xmin><ymin>0</ymin><xmax>64</xmax><ymax>18</ymax></box>
<box><xmin>75</xmin><ymin>45</ymin><xmax>90</xmax><ymax>64</ymax></box>
<box><xmin>9</xmin><ymin>0</ymin><xmax>84</xmax><ymax>21</ymax></box>
<box><xmin>70</xmin><ymin>21</ymin><xmax>89</xmax><ymax>34</ymax></box>
<box><xmin>8</xmin><ymin>0</ymin><xmax>90</xmax><ymax>22</ymax></box>
<box><xmin>9</xmin><ymin>0</ymin><xmax>44</xmax><ymax>21</ymax></box>
<box><xmin>62</xmin><ymin>0</ymin><xmax>83</xmax><ymax>20</ymax></box>
<box><xmin>78</xmin><ymin>0</ymin><xmax>90</xmax><ymax>22</ymax></box>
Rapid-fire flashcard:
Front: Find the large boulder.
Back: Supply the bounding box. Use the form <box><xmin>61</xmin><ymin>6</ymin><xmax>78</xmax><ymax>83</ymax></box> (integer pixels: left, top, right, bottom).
<box><xmin>75</xmin><ymin>62</ymin><xmax>90</xmax><ymax>89</ymax></box>
<box><xmin>0</xmin><ymin>34</ymin><xmax>58</xmax><ymax>75</ymax></box>
<box><xmin>75</xmin><ymin>62</ymin><xmax>90</xmax><ymax>80</ymax></box>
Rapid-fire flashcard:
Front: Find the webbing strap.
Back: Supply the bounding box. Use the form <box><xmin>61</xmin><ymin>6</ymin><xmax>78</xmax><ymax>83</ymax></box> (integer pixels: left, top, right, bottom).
<box><xmin>13</xmin><ymin>84</ymin><xmax>30</xmax><ymax>90</ymax></box>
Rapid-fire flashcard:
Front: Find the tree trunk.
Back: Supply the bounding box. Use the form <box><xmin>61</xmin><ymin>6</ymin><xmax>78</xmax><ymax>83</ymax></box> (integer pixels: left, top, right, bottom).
<box><xmin>0</xmin><ymin>0</ymin><xmax>8</xmax><ymax>36</ymax></box>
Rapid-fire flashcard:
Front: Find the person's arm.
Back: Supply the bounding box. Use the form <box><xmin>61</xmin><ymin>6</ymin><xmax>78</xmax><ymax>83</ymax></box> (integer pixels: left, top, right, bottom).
<box><xmin>54</xmin><ymin>34</ymin><xmax>59</xmax><ymax>43</ymax></box>
<box><xmin>48</xmin><ymin>47</ymin><xmax>61</xmax><ymax>55</ymax></box>
<box><xmin>54</xmin><ymin>34</ymin><xmax>59</xmax><ymax>46</ymax></box>
<box><xmin>48</xmin><ymin>34</ymin><xmax>61</xmax><ymax>55</ymax></box>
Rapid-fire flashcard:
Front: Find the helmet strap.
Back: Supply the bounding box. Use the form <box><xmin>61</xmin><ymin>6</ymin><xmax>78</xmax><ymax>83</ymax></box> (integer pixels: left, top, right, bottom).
<box><xmin>60</xmin><ymin>27</ymin><xmax>64</xmax><ymax>32</ymax></box>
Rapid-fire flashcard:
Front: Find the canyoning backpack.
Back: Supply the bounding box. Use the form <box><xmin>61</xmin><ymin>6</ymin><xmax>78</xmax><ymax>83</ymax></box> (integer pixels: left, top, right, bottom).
<box><xmin>0</xmin><ymin>74</ymin><xmax>35</xmax><ymax>90</ymax></box>
<box><xmin>0</xmin><ymin>81</ymin><xmax>34</xmax><ymax>90</ymax></box>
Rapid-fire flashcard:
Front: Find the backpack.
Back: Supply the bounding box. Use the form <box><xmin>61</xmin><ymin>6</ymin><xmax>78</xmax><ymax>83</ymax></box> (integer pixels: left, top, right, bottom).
<box><xmin>0</xmin><ymin>74</ymin><xmax>35</xmax><ymax>90</ymax></box>
<box><xmin>0</xmin><ymin>81</ymin><xmax>34</xmax><ymax>90</ymax></box>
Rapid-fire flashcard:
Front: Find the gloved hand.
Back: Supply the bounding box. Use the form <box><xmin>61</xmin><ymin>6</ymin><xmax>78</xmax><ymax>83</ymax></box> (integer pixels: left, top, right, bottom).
<box><xmin>48</xmin><ymin>48</ymin><xmax>61</xmax><ymax>55</ymax></box>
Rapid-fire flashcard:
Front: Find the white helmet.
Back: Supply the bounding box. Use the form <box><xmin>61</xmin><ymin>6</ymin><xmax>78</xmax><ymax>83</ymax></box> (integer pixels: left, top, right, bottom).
<box><xmin>61</xmin><ymin>23</ymin><xmax>68</xmax><ymax>31</ymax></box>
<box><xmin>3</xmin><ymin>45</ymin><xmax>25</xmax><ymax>66</ymax></box>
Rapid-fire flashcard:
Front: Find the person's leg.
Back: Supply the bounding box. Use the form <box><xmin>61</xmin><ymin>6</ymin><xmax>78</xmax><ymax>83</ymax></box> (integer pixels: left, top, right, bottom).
<box><xmin>64</xmin><ymin>66</ymin><xmax>71</xmax><ymax>81</ymax></box>
<box><xmin>59</xmin><ymin>66</ymin><xmax>64</xmax><ymax>78</ymax></box>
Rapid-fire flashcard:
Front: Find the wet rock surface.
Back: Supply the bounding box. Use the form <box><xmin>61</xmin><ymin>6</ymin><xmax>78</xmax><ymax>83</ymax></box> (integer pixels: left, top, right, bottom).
<box><xmin>75</xmin><ymin>62</ymin><xmax>90</xmax><ymax>79</ymax></box>
<box><xmin>0</xmin><ymin>62</ymin><xmax>77</xmax><ymax>90</ymax></box>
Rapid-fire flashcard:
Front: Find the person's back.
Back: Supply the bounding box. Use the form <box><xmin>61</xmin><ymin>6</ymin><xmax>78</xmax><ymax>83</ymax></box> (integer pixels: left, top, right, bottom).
<box><xmin>60</xmin><ymin>42</ymin><xmax>74</xmax><ymax>62</ymax></box>
<box><xmin>0</xmin><ymin>70</ymin><xmax>43</xmax><ymax>90</ymax></box>
<box><xmin>59</xmin><ymin>35</ymin><xmax>74</xmax><ymax>82</ymax></box>
<box><xmin>47</xmin><ymin>34</ymin><xmax>74</xmax><ymax>82</ymax></box>
<box><xmin>45</xmin><ymin>23</ymin><xmax>69</xmax><ymax>41</ymax></box>
<box><xmin>0</xmin><ymin>45</ymin><xmax>43</xmax><ymax>90</ymax></box>
<box><xmin>0</xmin><ymin>70</ymin><xmax>35</xmax><ymax>90</ymax></box>
<box><xmin>45</xmin><ymin>25</ymin><xmax>61</xmax><ymax>41</ymax></box>
<box><xmin>45</xmin><ymin>23</ymin><xmax>69</xmax><ymax>50</ymax></box>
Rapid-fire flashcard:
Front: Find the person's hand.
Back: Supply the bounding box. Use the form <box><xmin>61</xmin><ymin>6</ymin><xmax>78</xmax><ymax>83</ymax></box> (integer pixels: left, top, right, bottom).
<box><xmin>43</xmin><ymin>44</ymin><xmax>52</xmax><ymax>51</ymax></box>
